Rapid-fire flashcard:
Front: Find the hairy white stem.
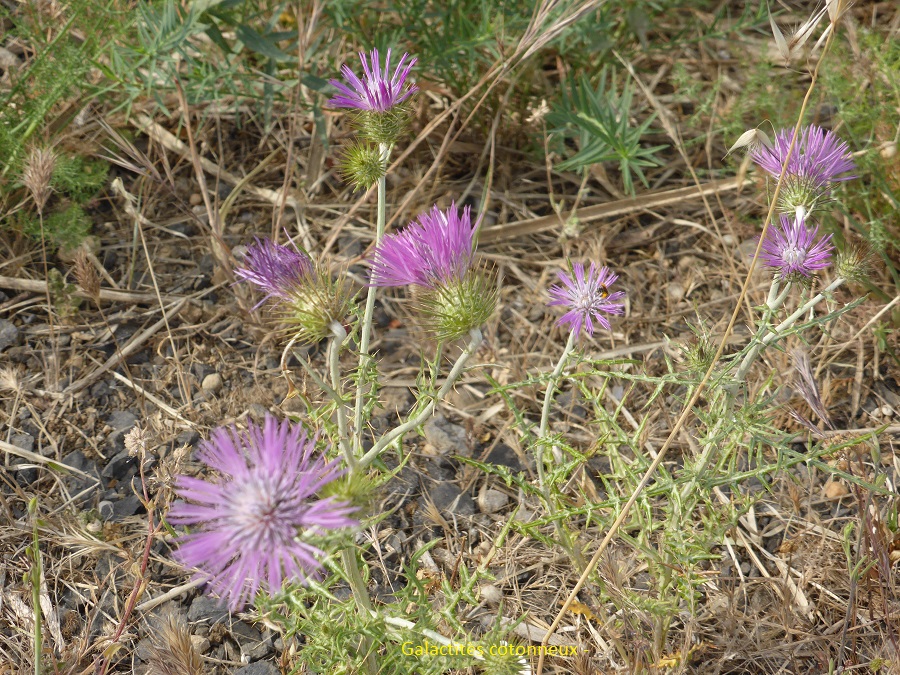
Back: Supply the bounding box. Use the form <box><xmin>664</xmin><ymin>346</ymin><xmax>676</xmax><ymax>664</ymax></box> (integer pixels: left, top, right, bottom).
<box><xmin>353</xmin><ymin>142</ymin><xmax>391</xmax><ymax>455</ymax></box>
<box><xmin>329</xmin><ymin>323</ymin><xmax>355</xmax><ymax>470</ymax></box>
<box><xmin>735</xmin><ymin>276</ymin><xmax>845</xmax><ymax>381</ymax></box>
<box><xmin>536</xmin><ymin>331</ymin><xmax>577</xmax><ymax>493</ymax></box>
<box><xmin>358</xmin><ymin>328</ymin><xmax>483</xmax><ymax>469</ymax></box>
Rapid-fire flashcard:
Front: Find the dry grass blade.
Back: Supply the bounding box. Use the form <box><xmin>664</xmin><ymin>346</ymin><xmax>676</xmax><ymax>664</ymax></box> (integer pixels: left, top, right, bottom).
<box><xmin>0</xmin><ymin>273</ymin><xmax>185</xmax><ymax>305</ymax></box>
<box><xmin>0</xmin><ymin>439</ymin><xmax>98</xmax><ymax>480</ymax></box>
<box><xmin>479</xmin><ymin>177</ymin><xmax>749</xmax><ymax>243</ymax></box>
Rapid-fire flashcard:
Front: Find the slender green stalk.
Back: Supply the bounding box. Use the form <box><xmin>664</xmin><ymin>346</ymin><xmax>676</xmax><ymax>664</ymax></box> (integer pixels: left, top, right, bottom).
<box><xmin>353</xmin><ymin>142</ymin><xmax>391</xmax><ymax>455</ymax></box>
<box><xmin>358</xmin><ymin>328</ymin><xmax>483</xmax><ymax>469</ymax></box>
<box><xmin>28</xmin><ymin>498</ymin><xmax>41</xmax><ymax>675</ymax></box>
<box><xmin>329</xmin><ymin>324</ymin><xmax>355</xmax><ymax>471</ymax></box>
<box><xmin>340</xmin><ymin>547</ymin><xmax>377</xmax><ymax>674</ymax></box>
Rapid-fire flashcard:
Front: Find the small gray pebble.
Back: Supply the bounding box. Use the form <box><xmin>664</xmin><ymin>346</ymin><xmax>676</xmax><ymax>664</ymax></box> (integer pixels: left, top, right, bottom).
<box><xmin>0</xmin><ymin>319</ymin><xmax>20</xmax><ymax>351</ymax></box>
<box><xmin>234</xmin><ymin>663</ymin><xmax>278</xmax><ymax>675</ymax></box>
<box><xmin>247</xmin><ymin>403</ymin><xmax>269</xmax><ymax>422</ymax></box>
<box><xmin>429</xmin><ymin>483</ymin><xmax>475</xmax><ymax>516</ymax></box>
<box><xmin>190</xmin><ymin>635</ymin><xmax>210</xmax><ymax>654</ymax></box>
<box><xmin>423</xmin><ymin>415</ymin><xmax>468</xmax><ymax>456</ymax></box>
<box><xmin>477</xmin><ymin>488</ymin><xmax>509</xmax><ymax>514</ymax></box>
<box><xmin>98</xmin><ymin>501</ymin><xmax>115</xmax><ymax>520</ymax></box>
<box><xmin>187</xmin><ymin>595</ymin><xmax>230</xmax><ymax>625</ymax></box>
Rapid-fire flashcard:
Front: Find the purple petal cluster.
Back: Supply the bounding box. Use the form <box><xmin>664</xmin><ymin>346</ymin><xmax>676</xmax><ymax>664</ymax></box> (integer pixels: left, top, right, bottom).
<box><xmin>235</xmin><ymin>238</ymin><xmax>314</xmax><ymax>307</ymax></box>
<box><xmin>751</xmin><ymin>125</ymin><xmax>855</xmax><ymax>186</ymax></box>
<box><xmin>548</xmin><ymin>263</ymin><xmax>625</xmax><ymax>338</ymax></box>
<box><xmin>369</xmin><ymin>203</ymin><xmax>475</xmax><ymax>288</ymax></box>
<box><xmin>170</xmin><ymin>417</ymin><xmax>357</xmax><ymax>611</ymax></box>
<box><xmin>760</xmin><ymin>215</ymin><xmax>834</xmax><ymax>279</ymax></box>
<box><xmin>328</xmin><ymin>48</ymin><xmax>418</xmax><ymax>113</ymax></box>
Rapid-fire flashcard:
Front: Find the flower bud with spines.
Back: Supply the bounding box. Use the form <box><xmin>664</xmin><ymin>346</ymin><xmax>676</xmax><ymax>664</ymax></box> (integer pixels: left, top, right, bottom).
<box><xmin>338</xmin><ymin>141</ymin><xmax>386</xmax><ymax>190</ymax></box>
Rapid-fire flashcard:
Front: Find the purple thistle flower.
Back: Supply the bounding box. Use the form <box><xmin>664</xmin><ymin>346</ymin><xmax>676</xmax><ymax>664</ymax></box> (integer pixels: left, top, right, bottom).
<box><xmin>328</xmin><ymin>48</ymin><xmax>418</xmax><ymax>113</ymax></box>
<box><xmin>760</xmin><ymin>214</ymin><xmax>834</xmax><ymax>279</ymax></box>
<box><xmin>369</xmin><ymin>203</ymin><xmax>475</xmax><ymax>288</ymax></box>
<box><xmin>235</xmin><ymin>238</ymin><xmax>314</xmax><ymax>307</ymax></box>
<box><xmin>548</xmin><ymin>263</ymin><xmax>625</xmax><ymax>338</ymax></box>
<box><xmin>751</xmin><ymin>125</ymin><xmax>855</xmax><ymax>186</ymax></box>
<box><xmin>169</xmin><ymin>416</ymin><xmax>357</xmax><ymax>611</ymax></box>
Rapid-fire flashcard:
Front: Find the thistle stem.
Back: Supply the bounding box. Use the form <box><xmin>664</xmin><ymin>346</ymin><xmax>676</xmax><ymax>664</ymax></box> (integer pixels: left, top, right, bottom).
<box><xmin>536</xmin><ymin>331</ymin><xmax>577</xmax><ymax>492</ymax></box>
<box><xmin>535</xmin><ymin>331</ymin><xmax>585</xmax><ymax>569</ymax></box>
<box><xmin>329</xmin><ymin>324</ymin><xmax>356</xmax><ymax>471</ymax></box>
<box><xmin>735</xmin><ymin>276</ymin><xmax>845</xmax><ymax>382</ymax></box>
<box><xmin>353</xmin><ymin>142</ymin><xmax>391</xmax><ymax>456</ymax></box>
<box><xmin>358</xmin><ymin>328</ymin><xmax>482</xmax><ymax>469</ymax></box>
<box><xmin>340</xmin><ymin>547</ymin><xmax>377</xmax><ymax>674</ymax></box>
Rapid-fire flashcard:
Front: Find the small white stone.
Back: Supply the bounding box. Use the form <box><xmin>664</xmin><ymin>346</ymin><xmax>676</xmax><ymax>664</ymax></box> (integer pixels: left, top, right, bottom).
<box><xmin>201</xmin><ymin>373</ymin><xmax>223</xmax><ymax>393</ymax></box>
<box><xmin>667</xmin><ymin>282</ymin><xmax>685</xmax><ymax>301</ymax></box>
<box><xmin>479</xmin><ymin>584</ymin><xmax>503</xmax><ymax>605</ymax></box>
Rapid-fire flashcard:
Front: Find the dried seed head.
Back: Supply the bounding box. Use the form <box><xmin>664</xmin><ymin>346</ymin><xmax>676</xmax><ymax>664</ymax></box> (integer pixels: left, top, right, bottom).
<box><xmin>123</xmin><ymin>425</ymin><xmax>149</xmax><ymax>457</ymax></box>
<box><xmin>72</xmin><ymin>248</ymin><xmax>101</xmax><ymax>303</ymax></box>
<box><xmin>22</xmin><ymin>146</ymin><xmax>57</xmax><ymax>213</ymax></box>
<box><xmin>0</xmin><ymin>367</ymin><xmax>21</xmax><ymax>393</ymax></box>
<box><xmin>144</xmin><ymin>610</ymin><xmax>203</xmax><ymax>675</ymax></box>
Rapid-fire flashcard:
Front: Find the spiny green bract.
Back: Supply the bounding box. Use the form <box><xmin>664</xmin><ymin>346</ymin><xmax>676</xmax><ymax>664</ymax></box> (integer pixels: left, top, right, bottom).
<box><xmin>351</xmin><ymin>105</ymin><xmax>413</xmax><ymax>146</ymax></box>
<box><xmin>280</xmin><ymin>270</ymin><xmax>356</xmax><ymax>345</ymax></box>
<box><xmin>319</xmin><ymin>470</ymin><xmax>378</xmax><ymax>514</ymax></box>
<box><xmin>415</xmin><ymin>269</ymin><xmax>497</xmax><ymax>342</ymax></box>
<box><xmin>676</xmin><ymin>319</ymin><xmax>717</xmax><ymax>377</ymax></box>
<box><xmin>836</xmin><ymin>242</ymin><xmax>876</xmax><ymax>283</ymax></box>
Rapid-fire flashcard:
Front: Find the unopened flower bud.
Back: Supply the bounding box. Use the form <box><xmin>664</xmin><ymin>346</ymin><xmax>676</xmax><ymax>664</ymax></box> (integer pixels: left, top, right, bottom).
<box><xmin>338</xmin><ymin>141</ymin><xmax>386</xmax><ymax>189</ymax></box>
<box><xmin>835</xmin><ymin>243</ymin><xmax>876</xmax><ymax>284</ymax></box>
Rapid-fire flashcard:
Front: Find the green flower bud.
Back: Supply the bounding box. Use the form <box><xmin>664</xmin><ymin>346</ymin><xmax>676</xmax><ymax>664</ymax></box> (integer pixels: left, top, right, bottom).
<box><xmin>338</xmin><ymin>141</ymin><xmax>386</xmax><ymax>190</ymax></box>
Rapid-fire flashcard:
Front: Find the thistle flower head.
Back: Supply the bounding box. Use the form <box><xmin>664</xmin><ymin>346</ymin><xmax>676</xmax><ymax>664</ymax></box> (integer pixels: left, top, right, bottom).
<box><xmin>236</xmin><ymin>238</ymin><xmax>353</xmax><ymax>344</ymax></box>
<box><xmin>235</xmin><ymin>238</ymin><xmax>314</xmax><ymax>306</ymax></box>
<box><xmin>169</xmin><ymin>416</ymin><xmax>357</xmax><ymax>611</ymax></box>
<box><xmin>328</xmin><ymin>48</ymin><xmax>417</xmax><ymax>113</ymax></box>
<box><xmin>370</xmin><ymin>203</ymin><xmax>496</xmax><ymax>339</ymax></box>
<box><xmin>370</xmin><ymin>203</ymin><xmax>475</xmax><ymax>289</ymax></box>
<box><xmin>760</xmin><ymin>214</ymin><xmax>834</xmax><ymax>281</ymax></box>
<box><xmin>548</xmin><ymin>263</ymin><xmax>625</xmax><ymax>338</ymax></box>
<box><xmin>751</xmin><ymin>125</ymin><xmax>855</xmax><ymax>214</ymax></box>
